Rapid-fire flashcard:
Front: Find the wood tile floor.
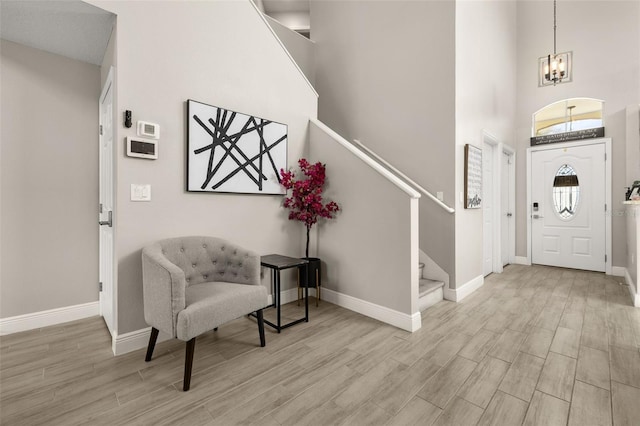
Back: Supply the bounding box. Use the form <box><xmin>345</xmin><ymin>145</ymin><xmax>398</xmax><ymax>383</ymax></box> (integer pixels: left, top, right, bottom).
<box><xmin>1</xmin><ymin>265</ymin><xmax>639</xmax><ymax>425</ymax></box>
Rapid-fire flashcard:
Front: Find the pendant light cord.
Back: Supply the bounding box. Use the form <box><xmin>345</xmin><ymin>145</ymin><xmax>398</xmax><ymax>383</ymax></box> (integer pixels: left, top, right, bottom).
<box><xmin>553</xmin><ymin>0</ymin><xmax>557</xmax><ymax>55</ymax></box>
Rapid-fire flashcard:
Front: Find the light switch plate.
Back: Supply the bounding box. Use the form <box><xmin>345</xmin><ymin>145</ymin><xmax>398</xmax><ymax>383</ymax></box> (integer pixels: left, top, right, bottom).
<box><xmin>436</xmin><ymin>191</ymin><xmax>444</xmax><ymax>201</ymax></box>
<box><xmin>131</xmin><ymin>184</ymin><xmax>151</xmax><ymax>201</ymax></box>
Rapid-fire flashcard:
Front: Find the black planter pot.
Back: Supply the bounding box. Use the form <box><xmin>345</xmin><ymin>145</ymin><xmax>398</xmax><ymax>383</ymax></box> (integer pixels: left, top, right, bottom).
<box><xmin>298</xmin><ymin>257</ymin><xmax>322</xmax><ymax>306</ymax></box>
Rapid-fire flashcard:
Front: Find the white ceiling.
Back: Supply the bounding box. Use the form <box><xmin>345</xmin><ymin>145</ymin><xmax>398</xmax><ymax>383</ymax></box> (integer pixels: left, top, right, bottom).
<box><xmin>0</xmin><ymin>0</ymin><xmax>115</xmax><ymax>66</ymax></box>
<box><xmin>263</xmin><ymin>0</ymin><xmax>309</xmax><ymax>14</ymax></box>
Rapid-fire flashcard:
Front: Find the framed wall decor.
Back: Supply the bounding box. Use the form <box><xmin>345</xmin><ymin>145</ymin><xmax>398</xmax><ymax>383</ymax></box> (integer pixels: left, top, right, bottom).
<box><xmin>187</xmin><ymin>99</ymin><xmax>288</xmax><ymax>195</ymax></box>
<box><xmin>464</xmin><ymin>144</ymin><xmax>482</xmax><ymax>209</ymax></box>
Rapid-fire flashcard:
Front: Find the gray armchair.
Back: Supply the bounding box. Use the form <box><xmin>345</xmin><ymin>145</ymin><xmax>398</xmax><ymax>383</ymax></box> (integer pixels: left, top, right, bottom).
<box><xmin>142</xmin><ymin>236</ymin><xmax>269</xmax><ymax>391</ymax></box>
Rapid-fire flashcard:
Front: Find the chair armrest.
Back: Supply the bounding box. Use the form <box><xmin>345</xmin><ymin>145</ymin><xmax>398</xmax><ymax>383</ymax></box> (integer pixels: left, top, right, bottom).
<box><xmin>142</xmin><ymin>245</ymin><xmax>187</xmax><ymax>337</ymax></box>
<box><xmin>244</xmin><ymin>250</ymin><xmax>261</xmax><ymax>286</ymax></box>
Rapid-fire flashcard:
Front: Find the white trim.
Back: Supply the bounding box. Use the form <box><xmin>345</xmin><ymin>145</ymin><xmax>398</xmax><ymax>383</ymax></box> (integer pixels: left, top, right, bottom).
<box><xmin>483</xmin><ymin>132</ymin><xmax>501</xmax><ymax>275</ymax></box>
<box><xmin>514</xmin><ymin>256</ymin><xmax>531</xmax><ymax>266</ymax></box>
<box><xmin>321</xmin><ymin>288</ymin><xmax>421</xmax><ymax>332</ymax></box>
<box><xmin>611</xmin><ymin>266</ymin><xmax>626</xmax><ymax>277</ymax></box>
<box><xmin>249</xmin><ymin>0</ymin><xmax>318</xmax><ymax>98</ymax></box>
<box><xmin>112</xmin><ymin>327</ymin><xmax>172</xmax><ymax>356</ymax></box>
<box><xmin>526</xmin><ymin>138</ymin><xmax>612</xmax><ymax>273</ymax></box>
<box><xmin>99</xmin><ymin>65</ymin><xmax>117</xmax><ymax>338</ymax></box>
<box><xmin>443</xmin><ymin>275</ymin><xmax>484</xmax><ymax>302</ymax></box>
<box><xmin>310</xmin><ymin>119</ymin><xmax>421</xmax><ymax>199</ymax></box>
<box><xmin>623</xmin><ymin>268</ymin><xmax>640</xmax><ymax>307</ymax></box>
<box><xmin>113</xmin><ymin>286</ymin><xmax>423</xmax><ymax>355</ymax></box>
<box><xmin>0</xmin><ymin>302</ymin><xmax>99</xmax><ymax>336</ymax></box>
<box><xmin>502</xmin><ymin>144</ymin><xmax>517</xmax><ymax>266</ymax></box>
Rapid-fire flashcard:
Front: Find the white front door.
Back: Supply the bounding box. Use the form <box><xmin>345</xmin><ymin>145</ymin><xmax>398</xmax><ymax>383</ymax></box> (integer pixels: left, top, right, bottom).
<box><xmin>531</xmin><ymin>143</ymin><xmax>606</xmax><ymax>271</ymax></box>
<box><xmin>99</xmin><ymin>68</ymin><xmax>115</xmax><ymax>334</ymax></box>
<box><xmin>483</xmin><ymin>142</ymin><xmax>493</xmax><ymax>276</ymax></box>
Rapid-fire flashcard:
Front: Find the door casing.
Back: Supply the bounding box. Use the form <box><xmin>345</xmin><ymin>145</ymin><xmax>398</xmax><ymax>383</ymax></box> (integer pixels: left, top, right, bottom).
<box><xmin>483</xmin><ymin>131</ymin><xmax>516</xmax><ymax>275</ymax></box>
<box><xmin>99</xmin><ymin>66</ymin><xmax>117</xmax><ymax>337</ymax></box>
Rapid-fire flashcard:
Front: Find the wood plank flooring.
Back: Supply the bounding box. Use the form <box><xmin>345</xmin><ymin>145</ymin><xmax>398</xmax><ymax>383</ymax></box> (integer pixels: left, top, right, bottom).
<box><xmin>1</xmin><ymin>264</ymin><xmax>639</xmax><ymax>425</ymax></box>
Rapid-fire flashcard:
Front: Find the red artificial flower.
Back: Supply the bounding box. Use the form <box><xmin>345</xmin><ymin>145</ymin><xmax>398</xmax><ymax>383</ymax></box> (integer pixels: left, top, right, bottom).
<box><xmin>280</xmin><ymin>159</ymin><xmax>341</xmax><ymax>257</ymax></box>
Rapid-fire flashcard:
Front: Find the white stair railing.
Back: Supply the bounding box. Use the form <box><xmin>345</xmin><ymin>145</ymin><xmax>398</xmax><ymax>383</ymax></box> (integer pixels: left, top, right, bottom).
<box><xmin>352</xmin><ymin>139</ymin><xmax>455</xmax><ymax>214</ymax></box>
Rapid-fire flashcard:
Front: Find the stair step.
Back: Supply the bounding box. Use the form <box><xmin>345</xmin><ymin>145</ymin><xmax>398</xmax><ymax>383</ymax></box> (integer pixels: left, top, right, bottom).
<box><xmin>419</xmin><ymin>278</ymin><xmax>444</xmax><ymax>298</ymax></box>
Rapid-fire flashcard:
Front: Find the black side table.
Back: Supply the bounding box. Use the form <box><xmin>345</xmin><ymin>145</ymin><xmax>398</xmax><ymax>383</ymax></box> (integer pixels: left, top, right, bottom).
<box><xmin>259</xmin><ymin>254</ymin><xmax>309</xmax><ymax>333</ymax></box>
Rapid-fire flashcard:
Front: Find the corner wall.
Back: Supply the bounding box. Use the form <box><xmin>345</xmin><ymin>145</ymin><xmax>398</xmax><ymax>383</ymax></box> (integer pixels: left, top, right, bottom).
<box><xmin>88</xmin><ymin>0</ymin><xmax>318</xmax><ymax>334</ymax></box>
<box><xmin>455</xmin><ymin>1</ymin><xmax>518</xmax><ymax>287</ymax></box>
<box><xmin>310</xmin><ymin>0</ymin><xmax>456</xmax><ymax>284</ymax></box>
<box><xmin>1</xmin><ymin>40</ymin><xmax>100</xmax><ymax>317</ymax></box>
<box><xmin>515</xmin><ymin>1</ymin><xmax>640</xmax><ymax>267</ymax></box>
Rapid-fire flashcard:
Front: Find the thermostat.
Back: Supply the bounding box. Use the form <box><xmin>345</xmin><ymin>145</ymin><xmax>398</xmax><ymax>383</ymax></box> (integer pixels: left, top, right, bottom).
<box><xmin>126</xmin><ymin>137</ymin><xmax>158</xmax><ymax>159</ymax></box>
<box><xmin>137</xmin><ymin>121</ymin><xmax>160</xmax><ymax>139</ymax></box>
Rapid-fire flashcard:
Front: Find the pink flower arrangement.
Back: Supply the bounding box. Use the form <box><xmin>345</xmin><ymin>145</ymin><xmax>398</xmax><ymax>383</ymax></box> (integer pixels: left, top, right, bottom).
<box><xmin>280</xmin><ymin>159</ymin><xmax>340</xmax><ymax>258</ymax></box>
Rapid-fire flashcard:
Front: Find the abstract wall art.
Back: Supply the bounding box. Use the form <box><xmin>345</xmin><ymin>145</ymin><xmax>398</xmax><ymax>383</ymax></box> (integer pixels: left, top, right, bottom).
<box><xmin>187</xmin><ymin>99</ymin><xmax>288</xmax><ymax>195</ymax></box>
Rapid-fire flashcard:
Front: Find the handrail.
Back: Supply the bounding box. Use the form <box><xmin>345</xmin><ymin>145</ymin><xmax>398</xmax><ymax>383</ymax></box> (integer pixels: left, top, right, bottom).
<box><xmin>352</xmin><ymin>139</ymin><xmax>455</xmax><ymax>214</ymax></box>
<box><xmin>310</xmin><ymin>119</ymin><xmax>421</xmax><ymax>199</ymax></box>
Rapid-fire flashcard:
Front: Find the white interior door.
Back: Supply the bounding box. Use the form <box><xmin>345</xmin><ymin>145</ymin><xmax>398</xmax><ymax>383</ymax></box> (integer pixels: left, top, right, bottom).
<box><xmin>483</xmin><ymin>142</ymin><xmax>493</xmax><ymax>276</ymax></box>
<box><xmin>99</xmin><ymin>68</ymin><xmax>115</xmax><ymax>334</ymax></box>
<box><xmin>501</xmin><ymin>151</ymin><xmax>513</xmax><ymax>266</ymax></box>
<box><xmin>531</xmin><ymin>143</ymin><xmax>605</xmax><ymax>271</ymax></box>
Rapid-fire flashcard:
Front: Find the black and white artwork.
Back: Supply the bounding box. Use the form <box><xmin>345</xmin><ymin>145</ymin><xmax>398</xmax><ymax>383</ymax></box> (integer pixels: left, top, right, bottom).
<box><xmin>464</xmin><ymin>144</ymin><xmax>482</xmax><ymax>209</ymax></box>
<box><xmin>187</xmin><ymin>100</ymin><xmax>287</xmax><ymax>194</ymax></box>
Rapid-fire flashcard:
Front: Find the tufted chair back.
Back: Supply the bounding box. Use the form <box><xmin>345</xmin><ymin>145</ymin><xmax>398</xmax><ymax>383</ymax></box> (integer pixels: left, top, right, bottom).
<box><xmin>157</xmin><ymin>236</ymin><xmax>258</xmax><ymax>287</ymax></box>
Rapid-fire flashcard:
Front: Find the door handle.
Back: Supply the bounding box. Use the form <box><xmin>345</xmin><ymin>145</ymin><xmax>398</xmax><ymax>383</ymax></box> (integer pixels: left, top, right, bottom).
<box><xmin>506</xmin><ymin>213</ymin><xmax>513</xmax><ymax>217</ymax></box>
<box><xmin>532</xmin><ymin>214</ymin><xmax>544</xmax><ymax>219</ymax></box>
<box><xmin>99</xmin><ymin>211</ymin><xmax>113</xmax><ymax>227</ymax></box>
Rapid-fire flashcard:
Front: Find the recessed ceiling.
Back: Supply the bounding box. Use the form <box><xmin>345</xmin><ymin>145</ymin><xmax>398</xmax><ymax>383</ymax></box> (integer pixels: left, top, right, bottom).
<box><xmin>0</xmin><ymin>0</ymin><xmax>115</xmax><ymax>66</ymax></box>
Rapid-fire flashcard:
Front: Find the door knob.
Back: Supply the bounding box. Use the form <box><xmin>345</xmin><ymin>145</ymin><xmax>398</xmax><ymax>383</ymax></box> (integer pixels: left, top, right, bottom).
<box><xmin>506</xmin><ymin>213</ymin><xmax>513</xmax><ymax>217</ymax></box>
<box><xmin>99</xmin><ymin>211</ymin><xmax>113</xmax><ymax>227</ymax></box>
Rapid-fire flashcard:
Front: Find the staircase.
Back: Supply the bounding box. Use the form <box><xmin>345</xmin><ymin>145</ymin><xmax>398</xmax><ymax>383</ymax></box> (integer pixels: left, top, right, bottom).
<box><xmin>418</xmin><ymin>262</ymin><xmax>444</xmax><ymax>311</ymax></box>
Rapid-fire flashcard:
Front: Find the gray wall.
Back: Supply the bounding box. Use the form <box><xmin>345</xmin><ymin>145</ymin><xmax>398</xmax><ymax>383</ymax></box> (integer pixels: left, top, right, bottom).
<box><xmin>310</xmin><ymin>122</ymin><xmax>417</xmax><ymax>315</ymax></box>
<box><xmin>88</xmin><ymin>0</ymin><xmax>318</xmax><ymax>334</ymax></box>
<box><xmin>310</xmin><ymin>0</ymin><xmax>457</xmax><ymax>284</ymax></box>
<box><xmin>515</xmin><ymin>1</ymin><xmax>640</xmax><ymax>268</ymax></box>
<box><xmin>1</xmin><ymin>40</ymin><xmax>100</xmax><ymax>318</ymax></box>
<box><xmin>265</xmin><ymin>15</ymin><xmax>315</xmax><ymax>87</ymax></box>
<box><xmin>455</xmin><ymin>1</ymin><xmax>517</xmax><ymax>286</ymax></box>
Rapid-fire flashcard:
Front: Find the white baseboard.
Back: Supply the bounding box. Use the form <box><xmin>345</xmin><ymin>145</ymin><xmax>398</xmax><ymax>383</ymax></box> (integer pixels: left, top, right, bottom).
<box><xmin>267</xmin><ymin>287</ymin><xmax>317</xmax><ymax>306</ymax></box>
<box><xmin>611</xmin><ymin>266</ymin><xmax>626</xmax><ymax>277</ymax></box>
<box><xmin>112</xmin><ymin>327</ymin><xmax>173</xmax><ymax>356</ymax></box>
<box><xmin>0</xmin><ymin>301</ymin><xmax>100</xmax><ymax>336</ymax></box>
<box><xmin>443</xmin><ymin>275</ymin><xmax>484</xmax><ymax>302</ymax></box>
<box><xmin>513</xmin><ymin>256</ymin><xmax>531</xmax><ymax>266</ymax></box>
<box><xmin>624</xmin><ymin>268</ymin><xmax>640</xmax><ymax>307</ymax></box>
<box><xmin>113</xmin><ymin>287</ymin><xmax>318</xmax><ymax>356</ymax></box>
<box><xmin>322</xmin><ymin>288</ymin><xmax>421</xmax><ymax>332</ymax></box>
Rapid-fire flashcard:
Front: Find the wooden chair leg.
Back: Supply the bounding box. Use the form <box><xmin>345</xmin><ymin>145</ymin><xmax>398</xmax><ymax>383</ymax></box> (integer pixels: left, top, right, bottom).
<box><xmin>183</xmin><ymin>338</ymin><xmax>196</xmax><ymax>391</ymax></box>
<box><xmin>145</xmin><ymin>327</ymin><xmax>159</xmax><ymax>362</ymax></box>
<box><xmin>256</xmin><ymin>309</ymin><xmax>266</xmax><ymax>347</ymax></box>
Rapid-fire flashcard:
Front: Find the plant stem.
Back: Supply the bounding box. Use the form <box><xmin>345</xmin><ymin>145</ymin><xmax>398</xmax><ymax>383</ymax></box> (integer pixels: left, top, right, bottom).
<box><xmin>305</xmin><ymin>226</ymin><xmax>310</xmax><ymax>258</ymax></box>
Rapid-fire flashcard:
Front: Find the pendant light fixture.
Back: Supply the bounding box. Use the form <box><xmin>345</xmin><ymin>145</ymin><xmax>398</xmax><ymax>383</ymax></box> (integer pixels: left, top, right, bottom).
<box><xmin>538</xmin><ymin>0</ymin><xmax>572</xmax><ymax>87</ymax></box>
